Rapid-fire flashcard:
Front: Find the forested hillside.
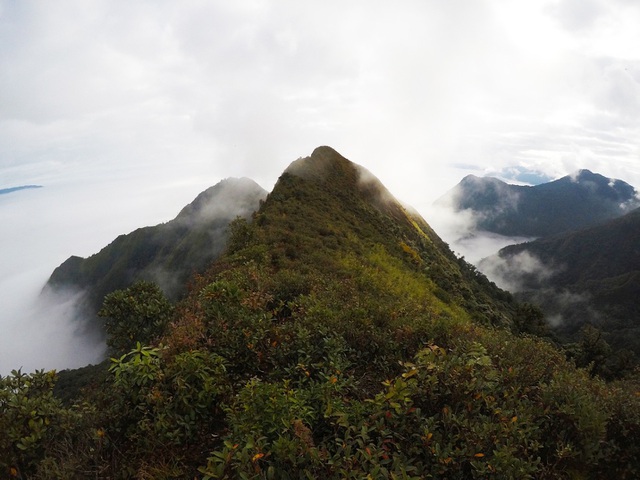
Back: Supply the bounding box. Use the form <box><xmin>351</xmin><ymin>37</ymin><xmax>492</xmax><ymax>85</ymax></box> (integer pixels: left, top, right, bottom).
<box><xmin>483</xmin><ymin>207</ymin><xmax>640</xmax><ymax>360</ymax></box>
<box><xmin>2</xmin><ymin>147</ymin><xmax>640</xmax><ymax>478</ymax></box>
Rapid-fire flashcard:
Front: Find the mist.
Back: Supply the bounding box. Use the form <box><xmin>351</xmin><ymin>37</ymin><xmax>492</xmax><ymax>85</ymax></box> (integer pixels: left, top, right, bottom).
<box><xmin>424</xmin><ymin>199</ymin><xmax>536</xmax><ymax>265</ymax></box>
<box><xmin>0</xmin><ymin>208</ymin><xmax>102</xmax><ymax>373</ymax></box>
<box><xmin>476</xmin><ymin>247</ymin><xmax>604</xmax><ymax>332</ymax></box>
<box><xmin>0</xmin><ymin>177</ymin><xmax>224</xmax><ymax>374</ymax></box>
<box><xmin>477</xmin><ymin>250</ymin><xmax>558</xmax><ymax>293</ymax></box>
<box><xmin>0</xmin><ymin>281</ymin><xmax>105</xmax><ymax>374</ymax></box>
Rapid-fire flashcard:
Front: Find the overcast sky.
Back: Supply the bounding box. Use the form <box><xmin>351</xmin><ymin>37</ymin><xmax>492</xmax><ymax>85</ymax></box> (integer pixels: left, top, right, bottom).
<box><xmin>1</xmin><ymin>0</ymin><xmax>640</xmax><ymax>373</ymax></box>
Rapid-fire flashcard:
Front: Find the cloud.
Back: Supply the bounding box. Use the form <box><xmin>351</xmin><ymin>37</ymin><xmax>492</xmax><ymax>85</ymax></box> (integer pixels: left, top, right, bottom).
<box><xmin>3</xmin><ymin>1</ymin><xmax>640</xmax><ymax>200</ymax></box>
<box><xmin>0</xmin><ymin>257</ymin><xmax>105</xmax><ymax>374</ymax></box>
<box><xmin>0</xmin><ymin>178</ymin><xmax>208</xmax><ymax>374</ymax></box>
<box><xmin>476</xmin><ymin>249</ymin><xmax>608</xmax><ymax>330</ymax></box>
<box><xmin>425</xmin><ymin>199</ymin><xmax>537</xmax><ymax>265</ymax></box>
<box><xmin>478</xmin><ymin>251</ymin><xmax>559</xmax><ymax>293</ymax></box>
<box><xmin>532</xmin><ymin>290</ymin><xmax>596</xmax><ymax>328</ymax></box>
<box><xmin>547</xmin><ymin>0</ymin><xmax>606</xmax><ymax>32</ymax></box>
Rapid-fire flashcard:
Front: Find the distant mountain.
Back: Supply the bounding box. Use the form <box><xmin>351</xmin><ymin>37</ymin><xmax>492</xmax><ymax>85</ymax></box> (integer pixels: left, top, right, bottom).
<box><xmin>480</xmin><ymin>207</ymin><xmax>640</xmax><ymax>352</ymax></box>
<box><xmin>437</xmin><ymin>170</ymin><xmax>639</xmax><ymax>237</ymax></box>
<box><xmin>0</xmin><ymin>184</ymin><xmax>43</xmax><ymax>195</ymax></box>
<box><xmin>45</xmin><ymin>177</ymin><xmax>267</xmax><ymax>321</ymax></box>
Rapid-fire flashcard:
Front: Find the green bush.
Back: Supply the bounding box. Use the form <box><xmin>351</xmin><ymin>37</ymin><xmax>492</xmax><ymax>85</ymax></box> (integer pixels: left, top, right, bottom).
<box><xmin>0</xmin><ymin>369</ymin><xmax>95</xmax><ymax>479</ymax></box>
<box><xmin>99</xmin><ymin>281</ymin><xmax>174</xmax><ymax>354</ymax></box>
<box><xmin>108</xmin><ymin>344</ymin><xmax>229</xmax><ymax>448</ymax></box>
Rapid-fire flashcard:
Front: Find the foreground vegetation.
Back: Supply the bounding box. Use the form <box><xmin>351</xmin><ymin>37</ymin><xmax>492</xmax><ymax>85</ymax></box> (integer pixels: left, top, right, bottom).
<box><xmin>2</xmin><ymin>147</ymin><xmax>640</xmax><ymax>478</ymax></box>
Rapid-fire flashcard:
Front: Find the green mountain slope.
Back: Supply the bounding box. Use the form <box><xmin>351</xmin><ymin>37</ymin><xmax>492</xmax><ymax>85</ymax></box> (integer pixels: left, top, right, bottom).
<box><xmin>3</xmin><ymin>147</ymin><xmax>640</xmax><ymax>478</ymax></box>
<box><xmin>45</xmin><ymin>177</ymin><xmax>266</xmax><ymax>322</ymax></box>
<box><xmin>438</xmin><ymin>170</ymin><xmax>639</xmax><ymax>237</ymax></box>
<box><xmin>482</xmin><ymin>207</ymin><xmax>640</xmax><ymax>353</ymax></box>
<box><xmin>243</xmin><ymin>146</ymin><xmax>516</xmax><ymax>329</ymax></box>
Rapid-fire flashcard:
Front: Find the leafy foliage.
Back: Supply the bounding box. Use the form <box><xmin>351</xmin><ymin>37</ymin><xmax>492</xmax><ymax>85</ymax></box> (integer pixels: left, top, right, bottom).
<box><xmin>0</xmin><ymin>370</ymin><xmax>64</xmax><ymax>477</ymax></box>
<box><xmin>108</xmin><ymin>344</ymin><xmax>229</xmax><ymax>449</ymax></box>
<box><xmin>99</xmin><ymin>280</ymin><xmax>174</xmax><ymax>354</ymax></box>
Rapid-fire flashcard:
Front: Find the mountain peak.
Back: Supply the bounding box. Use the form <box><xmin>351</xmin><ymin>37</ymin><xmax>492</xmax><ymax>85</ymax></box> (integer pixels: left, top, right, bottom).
<box><xmin>459</xmin><ymin>174</ymin><xmax>509</xmax><ymax>187</ymax></box>
<box><xmin>285</xmin><ymin>146</ymin><xmax>385</xmax><ymax>192</ymax></box>
<box><xmin>285</xmin><ymin>146</ymin><xmax>358</xmax><ymax>185</ymax></box>
<box><xmin>555</xmin><ymin>169</ymin><xmax>637</xmax><ymax>203</ymax></box>
<box><xmin>46</xmin><ymin>177</ymin><xmax>267</xmax><ymax>312</ymax></box>
<box><xmin>284</xmin><ymin>146</ymin><xmax>406</xmax><ymax>223</ymax></box>
<box><xmin>576</xmin><ymin>168</ymin><xmax>594</xmax><ymax>177</ymax></box>
<box><xmin>565</xmin><ymin>169</ymin><xmax>602</xmax><ymax>183</ymax></box>
<box><xmin>312</xmin><ymin>145</ymin><xmax>342</xmax><ymax>158</ymax></box>
<box><xmin>461</xmin><ymin>173</ymin><xmax>494</xmax><ymax>182</ymax></box>
<box><xmin>175</xmin><ymin>177</ymin><xmax>266</xmax><ymax>225</ymax></box>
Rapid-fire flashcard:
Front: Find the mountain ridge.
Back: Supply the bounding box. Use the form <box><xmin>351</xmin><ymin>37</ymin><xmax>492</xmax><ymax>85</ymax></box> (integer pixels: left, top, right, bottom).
<box><xmin>45</xmin><ymin>177</ymin><xmax>267</xmax><ymax>328</ymax></box>
<box><xmin>438</xmin><ymin>169</ymin><xmax>640</xmax><ymax>237</ymax></box>
<box><xmin>263</xmin><ymin>146</ymin><xmax>515</xmax><ymax>327</ymax></box>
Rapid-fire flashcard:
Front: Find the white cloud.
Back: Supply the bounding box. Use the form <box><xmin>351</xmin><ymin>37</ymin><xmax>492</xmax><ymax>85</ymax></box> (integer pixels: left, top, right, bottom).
<box><xmin>479</xmin><ymin>250</ymin><xmax>559</xmax><ymax>293</ymax></box>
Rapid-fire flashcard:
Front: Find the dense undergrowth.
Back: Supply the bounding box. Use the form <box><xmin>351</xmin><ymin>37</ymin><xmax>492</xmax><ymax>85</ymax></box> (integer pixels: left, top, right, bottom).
<box><xmin>2</xmin><ymin>147</ymin><xmax>640</xmax><ymax>478</ymax></box>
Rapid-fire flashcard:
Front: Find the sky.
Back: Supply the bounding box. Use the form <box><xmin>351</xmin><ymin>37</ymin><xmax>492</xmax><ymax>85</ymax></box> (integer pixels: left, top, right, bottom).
<box><xmin>1</xmin><ymin>0</ymin><xmax>640</xmax><ymax>373</ymax></box>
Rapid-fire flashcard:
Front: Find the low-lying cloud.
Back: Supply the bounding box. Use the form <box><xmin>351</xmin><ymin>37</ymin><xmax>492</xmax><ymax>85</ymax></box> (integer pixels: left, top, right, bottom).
<box><xmin>478</xmin><ymin>250</ymin><xmax>559</xmax><ymax>293</ymax></box>
<box><xmin>0</xmin><ymin>269</ymin><xmax>105</xmax><ymax>374</ymax></box>
<box><xmin>477</xmin><ymin>249</ymin><xmax>605</xmax><ymax>331</ymax></box>
<box><xmin>425</xmin><ymin>201</ymin><xmax>536</xmax><ymax>264</ymax></box>
<box><xmin>0</xmin><ymin>177</ymin><xmax>218</xmax><ymax>375</ymax></box>
<box><xmin>533</xmin><ymin>289</ymin><xmax>596</xmax><ymax>328</ymax></box>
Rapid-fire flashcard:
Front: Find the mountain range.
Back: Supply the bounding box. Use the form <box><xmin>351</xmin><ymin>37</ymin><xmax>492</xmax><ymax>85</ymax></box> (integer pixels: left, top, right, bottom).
<box><xmin>437</xmin><ymin>169</ymin><xmax>640</xmax><ymax>237</ymax></box>
<box><xmin>3</xmin><ymin>147</ymin><xmax>639</xmax><ymax>477</ymax></box>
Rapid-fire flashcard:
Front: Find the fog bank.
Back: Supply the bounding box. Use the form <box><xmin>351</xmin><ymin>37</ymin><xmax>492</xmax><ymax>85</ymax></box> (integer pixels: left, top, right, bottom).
<box><xmin>0</xmin><ymin>178</ymin><xmax>218</xmax><ymax>374</ymax></box>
